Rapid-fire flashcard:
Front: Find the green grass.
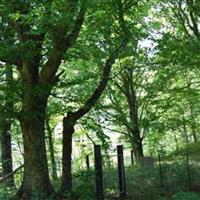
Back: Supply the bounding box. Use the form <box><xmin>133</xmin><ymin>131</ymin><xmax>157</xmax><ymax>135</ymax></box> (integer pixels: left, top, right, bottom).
<box><xmin>1</xmin><ymin>153</ymin><xmax>200</xmax><ymax>200</ymax></box>
<box><xmin>172</xmin><ymin>192</ymin><xmax>200</xmax><ymax>200</ymax></box>
<box><xmin>102</xmin><ymin>160</ymin><xmax>200</xmax><ymax>200</ymax></box>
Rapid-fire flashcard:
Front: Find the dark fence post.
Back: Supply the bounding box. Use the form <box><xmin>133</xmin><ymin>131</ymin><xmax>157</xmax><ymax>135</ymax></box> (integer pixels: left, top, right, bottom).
<box><xmin>94</xmin><ymin>145</ymin><xmax>104</xmax><ymax>200</ymax></box>
<box><xmin>186</xmin><ymin>152</ymin><xmax>191</xmax><ymax>189</ymax></box>
<box><xmin>158</xmin><ymin>153</ymin><xmax>163</xmax><ymax>188</ymax></box>
<box><xmin>86</xmin><ymin>155</ymin><xmax>90</xmax><ymax>170</ymax></box>
<box><xmin>131</xmin><ymin>150</ymin><xmax>134</xmax><ymax>166</ymax></box>
<box><xmin>117</xmin><ymin>145</ymin><xmax>127</xmax><ymax>197</ymax></box>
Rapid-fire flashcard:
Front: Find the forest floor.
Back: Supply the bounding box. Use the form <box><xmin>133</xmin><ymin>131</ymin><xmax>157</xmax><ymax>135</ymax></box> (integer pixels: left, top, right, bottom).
<box><xmin>102</xmin><ymin>144</ymin><xmax>200</xmax><ymax>200</ymax></box>
<box><xmin>72</xmin><ymin>159</ymin><xmax>200</xmax><ymax>200</ymax></box>
<box><xmin>1</xmin><ymin>144</ymin><xmax>200</xmax><ymax>200</ymax></box>
<box><xmin>73</xmin><ymin>144</ymin><xmax>200</xmax><ymax>200</ymax></box>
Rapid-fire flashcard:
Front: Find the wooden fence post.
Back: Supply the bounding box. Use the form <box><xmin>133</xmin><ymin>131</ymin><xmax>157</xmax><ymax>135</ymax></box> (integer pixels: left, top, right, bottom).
<box><xmin>94</xmin><ymin>145</ymin><xmax>104</xmax><ymax>200</ymax></box>
<box><xmin>86</xmin><ymin>155</ymin><xmax>90</xmax><ymax>170</ymax></box>
<box><xmin>117</xmin><ymin>145</ymin><xmax>127</xmax><ymax>197</ymax></box>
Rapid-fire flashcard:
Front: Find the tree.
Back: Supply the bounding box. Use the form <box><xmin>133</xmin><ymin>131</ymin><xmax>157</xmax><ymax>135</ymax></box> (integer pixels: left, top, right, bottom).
<box><xmin>1</xmin><ymin>0</ymin><xmax>86</xmax><ymax>198</ymax></box>
<box><xmin>46</xmin><ymin>114</ymin><xmax>58</xmax><ymax>182</ymax></box>
<box><xmin>61</xmin><ymin>0</ymin><xmax>131</xmax><ymax>194</ymax></box>
<box><xmin>0</xmin><ymin>64</ymin><xmax>15</xmax><ymax>187</ymax></box>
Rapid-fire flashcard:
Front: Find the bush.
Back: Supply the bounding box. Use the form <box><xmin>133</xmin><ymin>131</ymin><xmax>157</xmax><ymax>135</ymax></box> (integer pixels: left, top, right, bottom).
<box><xmin>73</xmin><ymin>170</ymin><xmax>96</xmax><ymax>200</ymax></box>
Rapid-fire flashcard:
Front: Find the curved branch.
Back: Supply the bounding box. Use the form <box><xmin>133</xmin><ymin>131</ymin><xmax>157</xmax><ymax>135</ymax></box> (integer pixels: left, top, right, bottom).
<box><xmin>72</xmin><ymin>37</ymin><xmax>129</xmax><ymax>121</ymax></box>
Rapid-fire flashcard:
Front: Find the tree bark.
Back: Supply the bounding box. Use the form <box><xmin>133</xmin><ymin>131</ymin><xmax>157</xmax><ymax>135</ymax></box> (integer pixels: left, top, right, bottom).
<box><xmin>17</xmin><ymin>93</ymin><xmax>53</xmax><ymax>199</ymax></box>
<box><xmin>131</xmin><ymin>130</ymin><xmax>144</xmax><ymax>160</ymax></box>
<box><xmin>0</xmin><ymin>64</ymin><xmax>15</xmax><ymax>187</ymax></box>
<box><xmin>134</xmin><ymin>138</ymin><xmax>144</xmax><ymax>160</ymax></box>
<box><xmin>0</xmin><ymin>120</ymin><xmax>14</xmax><ymax>187</ymax></box>
<box><xmin>61</xmin><ymin>115</ymin><xmax>75</xmax><ymax>195</ymax></box>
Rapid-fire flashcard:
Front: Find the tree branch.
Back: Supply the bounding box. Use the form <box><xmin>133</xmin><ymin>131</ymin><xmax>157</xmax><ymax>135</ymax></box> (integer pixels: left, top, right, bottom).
<box><xmin>0</xmin><ymin>165</ymin><xmax>24</xmax><ymax>183</ymax></box>
<box><xmin>72</xmin><ymin>37</ymin><xmax>129</xmax><ymax>121</ymax></box>
<box><xmin>39</xmin><ymin>4</ymin><xmax>86</xmax><ymax>84</ymax></box>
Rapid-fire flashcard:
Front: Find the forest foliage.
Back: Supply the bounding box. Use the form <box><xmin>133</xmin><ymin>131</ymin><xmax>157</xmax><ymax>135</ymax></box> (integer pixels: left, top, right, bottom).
<box><xmin>0</xmin><ymin>0</ymin><xmax>200</xmax><ymax>199</ymax></box>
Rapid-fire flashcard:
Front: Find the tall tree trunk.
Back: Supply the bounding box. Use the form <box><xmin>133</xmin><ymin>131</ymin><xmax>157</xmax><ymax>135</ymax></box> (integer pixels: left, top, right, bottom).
<box><xmin>132</xmin><ymin>130</ymin><xmax>144</xmax><ymax>160</ymax></box>
<box><xmin>60</xmin><ymin>13</ymin><xmax>129</xmax><ymax>195</ymax></box>
<box><xmin>46</xmin><ymin>117</ymin><xmax>58</xmax><ymax>182</ymax></box>
<box><xmin>183</xmin><ymin>121</ymin><xmax>189</xmax><ymax>144</ymax></box>
<box><xmin>61</xmin><ymin>115</ymin><xmax>75</xmax><ymax>195</ymax></box>
<box><xmin>122</xmin><ymin>69</ymin><xmax>144</xmax><ymax>160</ymax></box>
<box><xmin>136</xmin><ymin>138</ymin><xmax>144</xmax><ymax>159</ymax></box>
<box><xmin>189</xmin><ymin>106</ymin><xmax>198</xmax><ymax>143</ymax></box>
<box><xmin>17</xmin><ymin>94</ymin><xmax>53</xmax><ymax>199</ymax></box>
<box><xmin>0</xmin><ymin>64</ymin><xmax>14</xmax><ymax>187</ymax></box>
<box><xmin>0</xmin><ymin>120</ymin><xmax>14</xmax><ymax>187</ymax></box>
<box><xmin>173</xmin><ymin>132</ymin><xmax>179</xmax><ymax>155</ymax></box>
<box><xmin>191</xmin><ymin>126</ymin><xmax>197</xmax><ymax>143</ymax></box>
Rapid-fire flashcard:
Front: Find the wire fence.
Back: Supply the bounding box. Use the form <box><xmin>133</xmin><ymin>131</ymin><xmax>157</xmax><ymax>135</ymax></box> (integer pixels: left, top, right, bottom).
<box><xmin>81</xmin><ymin>144</ymin><xmax>200</xmax><ymax>199</ymax></box>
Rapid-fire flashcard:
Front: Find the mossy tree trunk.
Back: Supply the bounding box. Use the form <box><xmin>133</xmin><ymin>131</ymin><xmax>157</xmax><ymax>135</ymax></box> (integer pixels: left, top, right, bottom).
<box><xmin>17</xmin><ymin>87</ymin><xmax>53</xmax><ymax>199</ymax></box>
